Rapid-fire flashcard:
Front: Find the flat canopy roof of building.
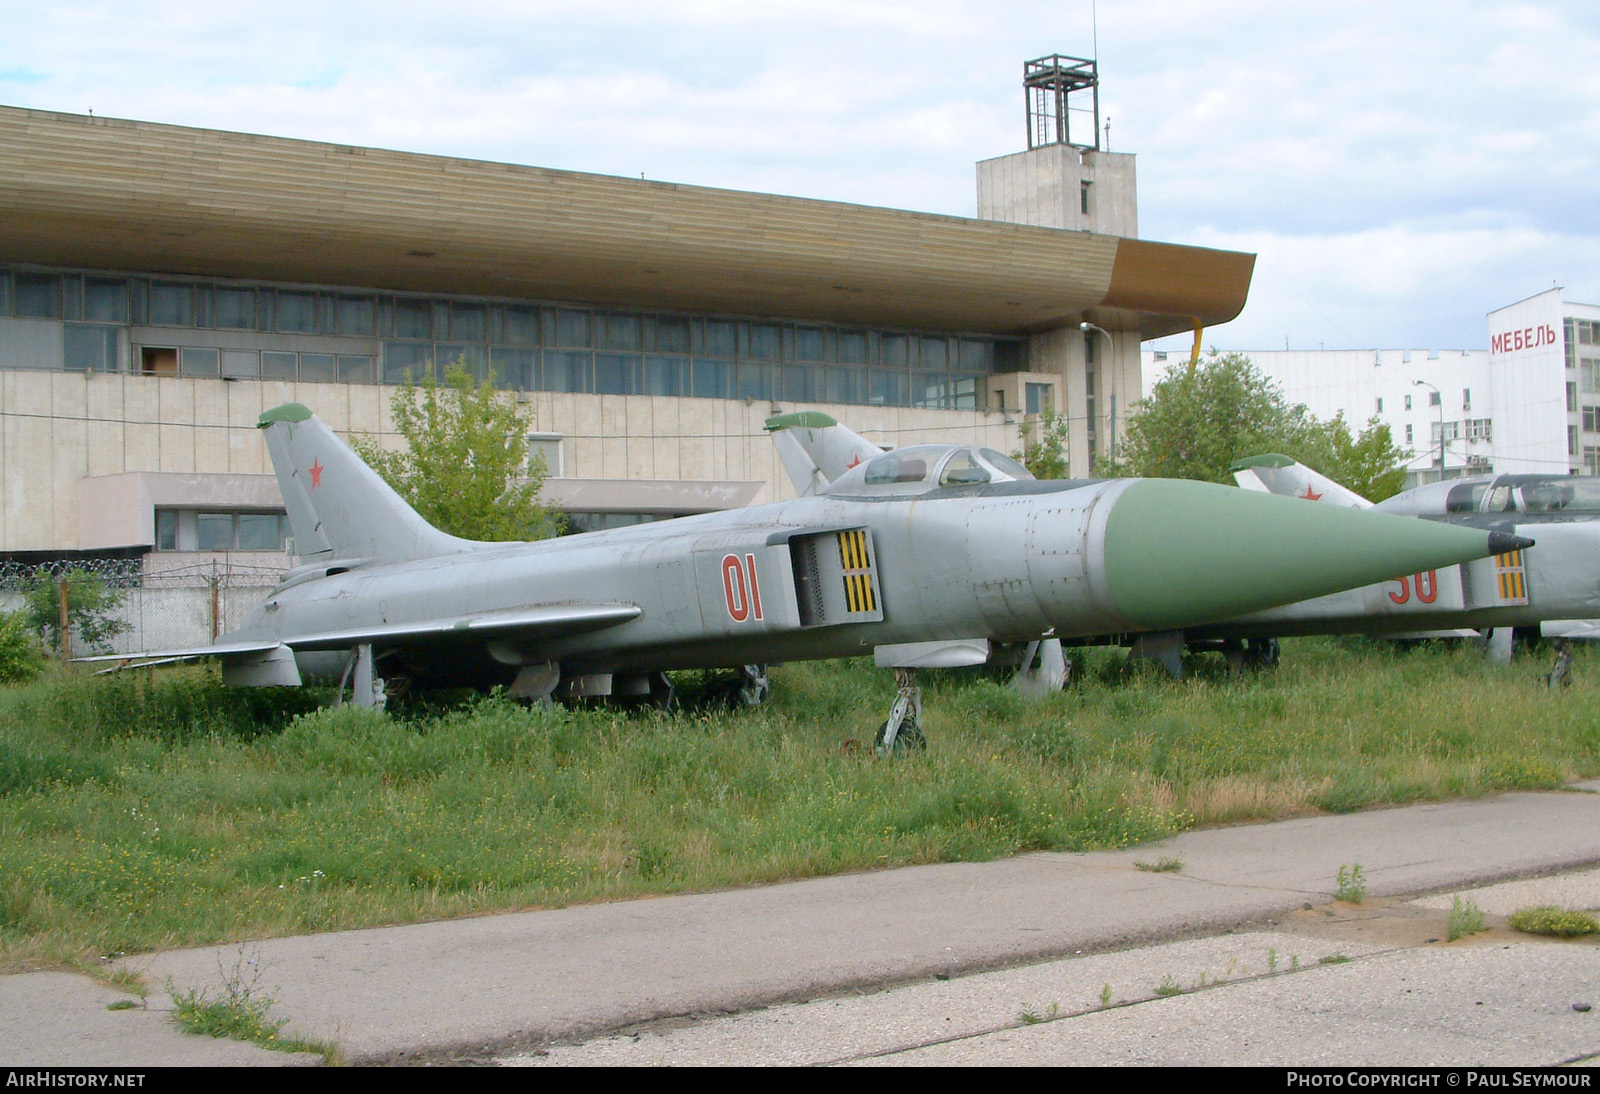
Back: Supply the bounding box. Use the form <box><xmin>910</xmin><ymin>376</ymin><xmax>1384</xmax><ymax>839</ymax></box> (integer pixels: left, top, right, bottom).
<box><xmin>0</xmin><ymin>106</ymin><xmax>1252</xmax><ymax>340</ymax></box>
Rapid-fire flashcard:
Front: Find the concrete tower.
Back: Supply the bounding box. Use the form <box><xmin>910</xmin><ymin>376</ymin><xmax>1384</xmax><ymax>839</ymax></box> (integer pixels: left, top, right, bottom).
<box><xmin>976</xmin><ymin>55</ymin><xmax>1142</xmax><ymax>475</ymax></box>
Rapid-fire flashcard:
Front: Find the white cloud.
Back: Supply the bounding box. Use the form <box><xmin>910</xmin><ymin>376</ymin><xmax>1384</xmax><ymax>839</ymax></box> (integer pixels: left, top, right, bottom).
<box><xmin>1150</xmin><ymin>222</ymin><xmax>1600</xmax><ymax>353</ymax></box>
<box><xmin>2</xmin><ymin>1</ymin><xmax>1598</xmax><ymax>348</ymax></box>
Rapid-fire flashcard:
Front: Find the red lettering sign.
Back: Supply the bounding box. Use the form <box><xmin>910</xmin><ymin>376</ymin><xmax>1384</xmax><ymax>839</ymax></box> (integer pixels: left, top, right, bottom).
<box><xmin>722</xmin><ymin>554</ymin><xmax>749</xmax><ymax>622</ymax></box>
<box><xmin>1389</xmin><ymin>571</ymin><xmax>1439</xmax><ymax>606</ymax></box>
<box><xmin>1492</xmin><ymin>323</ymin><xmax>1558</xmax><ymax>355</ymax></box>
<box><xmin>744</xmin><ymin>554</ymin><xmax>763</xmax><ymax>620</ymax></box>
<box><xmin>721</xmin><ymin>553</ymin><xmax>764</xmax><ymax>623</ymax></box>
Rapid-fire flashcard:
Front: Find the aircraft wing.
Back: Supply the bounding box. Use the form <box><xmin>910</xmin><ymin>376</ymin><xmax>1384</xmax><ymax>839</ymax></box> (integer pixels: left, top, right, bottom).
<box><xmin>278</xmin><ymin>602</ymin><xmax>642</xmax><ymax>651</ymax></box>
<box><xmin>76</xmin><ymin>603</ymin><xmax>642</xmax><ymax>668</ymax></box>
<box><xmin>76</xmin><ymin>638</ymin><xmax>286</xmax><ymax>668</ymax></box>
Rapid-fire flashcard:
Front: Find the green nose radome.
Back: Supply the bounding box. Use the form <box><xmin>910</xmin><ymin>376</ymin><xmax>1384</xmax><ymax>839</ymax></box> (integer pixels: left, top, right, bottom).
<box><xmin>1103</xmin><ymin>479</ymin><xmax>1529</xmax><ymax>631</ymax></box>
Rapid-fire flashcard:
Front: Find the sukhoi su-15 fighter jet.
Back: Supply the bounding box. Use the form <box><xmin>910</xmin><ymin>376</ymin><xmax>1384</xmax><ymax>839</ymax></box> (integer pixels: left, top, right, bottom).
<box><xmin>86</xmin><ymin>404</ymin><xmax>1530</xmax><ymax>749</ymax></box>
<box><xmin>1223</xmin><ymin>454</ymin><xmax>1600</xmax><ymax>664</ymax></box>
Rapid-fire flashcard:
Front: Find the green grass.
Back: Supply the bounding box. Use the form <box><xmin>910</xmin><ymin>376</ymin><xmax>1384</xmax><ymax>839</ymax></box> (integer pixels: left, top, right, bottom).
<box><xmin>1448</xmin><ymin>895</ymin><xmax>1487</xmax><ymax>941</ymax></box>
<box><xmin>1335</xmin><ymin>863</ymin><xmax>1367</xmax><ymax>903</ymax></box>
<box><xmin>165</xmin><ymin>948</ymin><xmax>334</xmax><ymax>1057</ymax></box>
<box><xmin>4</xmin><ymin>637</ymin><xmax>1600</xmax><ymax>971</ymax></box>
<box><xmin>1507</xmin><ymin>905</ymin><xmax>1600</xmax><ymax>937</ymax></box>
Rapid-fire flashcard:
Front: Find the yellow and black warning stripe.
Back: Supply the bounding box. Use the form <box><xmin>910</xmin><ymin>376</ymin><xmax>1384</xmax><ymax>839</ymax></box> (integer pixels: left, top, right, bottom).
<box><xmin>1495</xmin><ymin>549</ymin><xmax>1528</xmax><ymax>604</ymax></box>
<box><xmin>837</xmin><ymin>529</ymin><xmax>877</xmax><ymax>614</ymax></box>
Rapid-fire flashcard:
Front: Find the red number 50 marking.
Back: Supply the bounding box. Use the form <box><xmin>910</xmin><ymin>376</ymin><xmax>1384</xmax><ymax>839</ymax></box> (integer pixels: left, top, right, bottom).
<box><xmin>721</xmin><ymin>553</ymin><xmax>765</xmax><ymax>622</ymax></box>
<box><xmin>1388</xmin><ymin>570</ymin><xmax>1439</xmax><ymax>605</ymax></box>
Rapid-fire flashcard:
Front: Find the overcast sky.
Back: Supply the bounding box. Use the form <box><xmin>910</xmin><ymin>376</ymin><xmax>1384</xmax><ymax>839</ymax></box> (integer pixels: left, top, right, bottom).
<box><xmin>3</xmin><ymin>1</ymin><xmax>1596</xmax><ymax>352</ymax></box>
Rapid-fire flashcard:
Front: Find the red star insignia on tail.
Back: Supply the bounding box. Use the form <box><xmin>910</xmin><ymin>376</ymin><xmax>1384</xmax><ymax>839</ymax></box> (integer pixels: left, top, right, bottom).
<box><xmin>309</xmin><ymin>458</ymin><xmax>324</xmax><ymax>489</ymax></box>
<box><xmin>1299</xmin><ymin>486</ymin><xmax>1323</xmax><ymax>501</ymax></box>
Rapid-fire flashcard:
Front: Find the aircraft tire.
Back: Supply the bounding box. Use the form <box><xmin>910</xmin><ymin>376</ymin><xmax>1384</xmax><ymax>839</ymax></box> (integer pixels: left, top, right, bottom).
<box><xmin>730</xmin><ymin>664</ymin><xmax>771</xmax><ymax>708</ymax></box>
<box><xmin>1246</xmin><ymin>637</ymin><xmax>1280</xmax><ymax>670</ymax></box>
<box><xmin>875</xmin><ymin>718</ymin><xmax>927</xmax><ymax>753</ymax></box>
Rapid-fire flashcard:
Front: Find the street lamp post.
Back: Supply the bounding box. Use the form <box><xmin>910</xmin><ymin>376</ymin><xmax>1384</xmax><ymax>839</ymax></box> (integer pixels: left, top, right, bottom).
<box><xmin>1080</xmin><ymin>322</ymin><xmax>1115</xmax><ymax>461</ymax></box>
<box><xmin>1413</xmin><ymin>379</ymin><xmax>1444</xmax><ymax>483</ymax></box>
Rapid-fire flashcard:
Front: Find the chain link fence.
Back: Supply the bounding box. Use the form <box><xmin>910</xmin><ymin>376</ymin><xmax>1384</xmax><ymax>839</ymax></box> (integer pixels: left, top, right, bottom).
<box><xmin>0</xmin><ymin>558</ymin><xmax>284</xmax><ymax>657</ymax></box>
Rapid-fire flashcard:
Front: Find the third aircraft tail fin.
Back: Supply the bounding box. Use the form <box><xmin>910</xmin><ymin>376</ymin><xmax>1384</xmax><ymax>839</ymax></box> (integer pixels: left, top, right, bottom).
<box><xmin>1230</xmin><ymin>453</ymin><xmax>1374</xmax><ymax>509</ymax></box>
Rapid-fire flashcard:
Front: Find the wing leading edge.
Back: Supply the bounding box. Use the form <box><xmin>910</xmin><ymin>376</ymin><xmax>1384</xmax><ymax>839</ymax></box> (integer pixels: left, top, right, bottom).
<box><xmin>76</xmin><ymin>602</ymin><xmax>643</xmax><ymax>669</ymax></box>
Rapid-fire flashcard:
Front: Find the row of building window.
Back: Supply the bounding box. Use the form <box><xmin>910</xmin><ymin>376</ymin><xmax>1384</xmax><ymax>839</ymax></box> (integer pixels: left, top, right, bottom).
<box><xmin>1</xmin><ymin>266</ymin><xmax>1024</xmax><ymax>371</ymax></box>
<box><xmin>1569</xmin><ymin>318</ymin><xmax>1600</xmax><ymax>346</ymax></box>
<box><xmin>46</xmin><ymin>327</ymin><xmax>988</xmax><ymax>409</ymax></box>
<box><xmin>154</xmin><ymin>506</ymin><xmax>707</xmax><ymax>550</ymax></box>
<box><xmin>1567</xmin><ymin>321</ymin><xmax>1600</xmax><ymax>371</ymax></box>
<box><xmin>155</xmin><ymin>510</ymin><xmax>289</xmax><ymax>553</ymax></box>
<box><xmin>1426</xmin><ymin>419</ymin><xmax>1493</xmax><ymax>444</ymax></box>
<box><xmin>1380</xmin><ymin>389</ymin><xmax>1466</xmax><ymax>415</ymax></box>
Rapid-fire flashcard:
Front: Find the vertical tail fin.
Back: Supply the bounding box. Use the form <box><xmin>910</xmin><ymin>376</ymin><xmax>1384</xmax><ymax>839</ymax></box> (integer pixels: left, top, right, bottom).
<box><xmin>764</xmin><ymin>411</ymin><xmax>884</xmax><ymax>496</ymax></box>
<box><xmin>1230</xmin><ymin>453</ymin><xmax>1373</xmax><ymax>509</ymax></box>
<box><xmin>258</xmin><ymin>403</ymin><xmax>475</xmax><ymax>564</ymax></box>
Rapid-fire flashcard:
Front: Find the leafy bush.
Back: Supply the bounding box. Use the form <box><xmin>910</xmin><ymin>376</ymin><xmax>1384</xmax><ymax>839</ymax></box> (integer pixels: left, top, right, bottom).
<box><xmin>0</xmin><ymin>612</ymin><xmax>43</xmax><ymax>684</ymax></box>
<box><xmin>1508</xmin><ymin>906</ymin><xmax>1599</xmax><ymax>937</ymax></box>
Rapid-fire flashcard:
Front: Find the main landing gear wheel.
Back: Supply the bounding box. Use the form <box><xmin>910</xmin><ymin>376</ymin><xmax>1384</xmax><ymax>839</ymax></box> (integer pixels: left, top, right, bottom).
<box><xmin>875</xmin><ymin>717</ymin><xmax>926</xmax><ymax>752</ymax></box>
<box><xmin>1245</xmin><ymin>637</ymin><xmax>1280</xmax><ymax>670</ymax></box>
<box><xmin>875</xmin><ymin>667</ymin><xmax>926</xmax><ymax>754</ymax></box>
<box><xmin>732</xmin><ymin>664</ymin><xmax>771</xmax><ymax>708</ymax></box>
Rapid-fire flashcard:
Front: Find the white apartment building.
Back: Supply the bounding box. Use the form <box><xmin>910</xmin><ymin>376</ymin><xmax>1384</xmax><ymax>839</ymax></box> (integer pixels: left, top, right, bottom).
<box><xmin>1142</xmin><ymin>288</ymin><xmax>1600</xmax><ymax>490</ymax></box>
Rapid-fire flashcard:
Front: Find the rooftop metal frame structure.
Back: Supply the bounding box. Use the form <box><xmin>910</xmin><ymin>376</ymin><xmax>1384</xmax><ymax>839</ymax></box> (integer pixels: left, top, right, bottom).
<box><xmin>1024</xmin><ymin>54</ymin><xmax>1100</xmax><ymax>151</ymax></box>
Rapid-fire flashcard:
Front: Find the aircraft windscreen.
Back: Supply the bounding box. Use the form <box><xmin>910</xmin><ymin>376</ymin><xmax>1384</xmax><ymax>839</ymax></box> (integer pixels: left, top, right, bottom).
<box><xmin>1445</xmin><ymin>483</ymin><xmax>1490</xmax><ymax>513</ymax></box>
<box><xmin>1523</xmin><ymin>480</ymin><xmax>1600</xmax><ymax>512</ymax></box>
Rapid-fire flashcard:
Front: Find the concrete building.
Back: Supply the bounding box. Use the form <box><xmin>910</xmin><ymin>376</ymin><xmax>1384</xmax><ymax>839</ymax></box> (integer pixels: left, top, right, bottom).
<box><xmin>0</xmin><ymin>61</ymin><xmax>1251</xmax><ymax>573</ymax></box>
<box><xmin>1142</xmin><ymin>288</ymin><xmax>1600</xmax><ymax>491</ymax></box>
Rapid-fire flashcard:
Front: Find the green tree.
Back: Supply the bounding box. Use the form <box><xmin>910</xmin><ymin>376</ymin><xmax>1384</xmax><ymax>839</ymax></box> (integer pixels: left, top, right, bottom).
<box><xmin>24</xmin><ymin>568</ymin><xmax>130</xmax><ymax>657</ymax></box>
<box><xmin>352</xmin><ymin>363</ymin><xmax>559</xmax><ymax>541</ymax></box>
<box><xmin>1012</xmin><ymin>408</ymin><xmax>1070</xmax><ymax>479</ymax></box>
<box><xmin>1098</xmin><ymin>353</ymin><xmax>1411</xmax><ymax>499</ymax></box>
<box><xmin>1290</xmin><ymin>413</ymin><xmax>1410</xmax><ymax>502</ymax></box>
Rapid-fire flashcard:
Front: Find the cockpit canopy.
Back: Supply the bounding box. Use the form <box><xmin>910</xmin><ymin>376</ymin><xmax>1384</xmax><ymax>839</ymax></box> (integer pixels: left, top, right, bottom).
<box><xmin>823</xmin><ymin>444</ymin><xmax>1035</xmax><ymax>496</ymax></box>
<box><xmin>1379</xmin><ymin>474</ymin><xmax>1600</xmax><ymax>517</ymax></box>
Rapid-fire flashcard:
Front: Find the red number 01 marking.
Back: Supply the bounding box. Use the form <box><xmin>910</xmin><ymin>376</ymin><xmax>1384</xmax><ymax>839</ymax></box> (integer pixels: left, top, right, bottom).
<box><xmin>1389</xmin><ymin>570</ymin><xmax>1439</xmax><ymax>605</ymax></box>
<box><xmin>721</xmin><ymin>553</ymin><xmax>764</xmax><ymax>622</ymax></box>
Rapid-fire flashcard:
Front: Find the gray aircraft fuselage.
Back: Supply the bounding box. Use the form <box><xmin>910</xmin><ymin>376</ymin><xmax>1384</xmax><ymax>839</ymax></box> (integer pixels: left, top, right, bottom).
<box><xmin>246</xmin><ymin>481</ymin><xmax>1124</xmax><ymax>687</ymax></box>
<box><xmin>92</xmin><ymin>406</ymin><xmax>1532</xmax><ymax>698</ymax></box>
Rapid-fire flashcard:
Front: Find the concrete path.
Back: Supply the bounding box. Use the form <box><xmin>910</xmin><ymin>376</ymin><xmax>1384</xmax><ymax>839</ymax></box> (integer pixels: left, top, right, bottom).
<box><xmin>4</xmin><ymin>781</ymin><xmax>1600</xmax><ymax>1066</ymax></box>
